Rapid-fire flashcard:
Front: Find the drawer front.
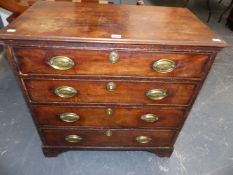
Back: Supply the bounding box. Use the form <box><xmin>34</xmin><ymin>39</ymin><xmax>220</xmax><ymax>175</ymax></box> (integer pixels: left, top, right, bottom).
<box><xmin>14</xmin><ymin>48</ymin><xmax>209</xmax><ymax>79</ymax></box>
<box><xmin>41</xmin><ymin>129</ymin><xmax>176</xmax><ymax>147</ymax></box>
<box><xmin>25</xmin><ymin>79</ymin><xmax>197</xmax><ymax>105</ymax></box>
<box><xmin>33</xmin><ymin>105</ymin><xmax>186</xmax><ymax>129</ymax></box>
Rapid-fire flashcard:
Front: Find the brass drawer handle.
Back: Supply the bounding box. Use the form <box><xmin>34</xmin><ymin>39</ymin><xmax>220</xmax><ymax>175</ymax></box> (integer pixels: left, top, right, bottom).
<box><xmin>146</xmin><ymin>89</ymin><xmax>167</xmax><ymax>100</ymax></box>
<box><xmin>141</xmin><ymin>114</ymin><xmax>159</xmax><ymax>123</ymax></box>
<box><xmin>106</xmin><ymin>82</ymin><xmax>116</xmax><ymax>92</ymax></box>
<box><xmin>109</xmin><ymin>51</ymin><xmax>119</xmax><ymax>63</ymax></box>
<box><xmin>59</xmin><ymin>113</ymin><xmax>80</xmax><ymax>123</ymax></box>
<box><xmin>54</xmin><ymin>86</ymin><xmax>78</xmax><ymax>98</ymax></box>
<box><xmin>152</xmin><ymin>59</ymin><xmax>176</xmax><ymax>73</ymax></box>
<box><xmin>48</xmin><ymin>56</ymin><xmax>75</xmax><ymax>70</ymax></box>
<box><xmin>65</xmin><ymin>135</ymin><xmax>83</xmax><ymax>143</ymax></box>
<box><xmin>136</xmin><ymin>136</ymin><xmax>152</xmax><ymax>144</ymax></box>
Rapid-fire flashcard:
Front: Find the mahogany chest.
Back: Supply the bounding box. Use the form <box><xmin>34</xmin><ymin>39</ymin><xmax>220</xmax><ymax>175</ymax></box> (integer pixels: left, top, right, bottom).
<box><xmin>0</xmin><ymin>1</ymin><xmax>227</xmax><ymax>157</ymax></box>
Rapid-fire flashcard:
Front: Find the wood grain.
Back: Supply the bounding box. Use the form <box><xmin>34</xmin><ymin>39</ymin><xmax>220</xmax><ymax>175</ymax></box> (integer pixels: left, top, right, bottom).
<box><xmin>14</xmin><ymin>47</ymin><xmax>210</xmax><ymax>79</ymax></box>
<box><xmin>41</xmin><ymin>128</ymin><xmax>177</xmax><ymax>147</ymax></box>
<box><xmin>33</xmin><ymin>105</ymin><xmax>187</xmax><ymax>129</ymax></box>
<box><xmin>0</xmin><ymin>1</ymin><xmax>227</xmax><ymax>157</ymax></box>
<box><xmin>24</xmin><ymin>79</ymin><xmax>197</xmax><ymax>105</ymax></box>
<box><xmin>0</xmin><ymin>1</ymin><xmax>227</xmax><ymax>47</ymax></box>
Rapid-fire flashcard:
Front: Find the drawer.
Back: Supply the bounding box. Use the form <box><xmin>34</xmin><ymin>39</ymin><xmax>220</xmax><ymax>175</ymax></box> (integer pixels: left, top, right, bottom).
<box><xmin>41</xmin><ymin>128</ymin><xmax>176</xmax><ymax>147</ymax></box>
<box><xmin>24</xmin><ymin>79</ymin><xmax>197</xmax><ymax>105</ymax></box>
<box><xmin>33</xmin><ymin>105</ymin><xmax>186</xmax><ymax>129</ymax></box>
<box><xmin>14</xmin><ymin>48</ymin><xmax>209</xmax><ymax>79</ymax></box>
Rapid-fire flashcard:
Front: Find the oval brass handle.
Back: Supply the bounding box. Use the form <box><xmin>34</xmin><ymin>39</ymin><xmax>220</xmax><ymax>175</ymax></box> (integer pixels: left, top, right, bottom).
<box><xmin>65</xmin><ymin>135</ymin><xmax>83</xmax><ymax>143</ymax></box>
<box><xmin>48</xmin><ymin>56</ymin><xmax>75</xmax><ymax>70</ymax></box>
<box><xmin>109</xmin><ymin>51</ymin><xmax>119</xmax><ymax>63</ymax></box>
<box><xmin>136</xmin><ymin>136</ymin><xmax>152</xmax><ymax>144</ymax></box>
<box><xmin>141</xmin><ymin>114</ymin><xmax>159</xmax><ymax>123</ymax></box>
<box><xmin>152</xmin><ymin>59</ymin><xmax>176</xmax><ymax>73</ymax></box>
<box><xmin>146</xmin><ymin>89</ymin><xmax>167</xmax><ymax>101</ymax></box>
<box><xmin>106</xmin><ymin>82</ymin><xmax>116</xmax><ymax>92</ymax></box>
<box><xmin>54</xmin><ymin>86</ymin><xmax>78</xmax><ymax>98</ymax></box>
<box><xmin>59</xmin><ymin>113</ymin><xmax>80</xmax><ymax>123</ymax></box>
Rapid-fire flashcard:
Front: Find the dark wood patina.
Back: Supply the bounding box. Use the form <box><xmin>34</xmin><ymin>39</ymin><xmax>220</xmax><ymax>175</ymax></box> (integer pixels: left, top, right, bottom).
<box><xmin>0</xmin><ymin>1</ymin><xmax>227</xmax><ymax>157</ymax></box>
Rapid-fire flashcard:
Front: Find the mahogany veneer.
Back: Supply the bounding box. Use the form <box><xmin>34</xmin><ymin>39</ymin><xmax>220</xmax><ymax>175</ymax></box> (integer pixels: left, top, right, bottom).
<box><xmin>14</xmin><ymin>48</ymin><xmax>210</xmax><ymax>79</ymax></box>
<box><xmin>24</xmin><ymin>79</ymin><xmax>197</xmax><ymax>105</ymax></box>
<box><xmin>32</xmin><ymin>105</ymin><xmax>186</xmax><ymax>129</ymax></box>
<box><xmin>0</xmin><ymin>1</ymin><xmax>227</xmax><ymax>157</ymax></box>
<box><xmin>42</xmin><ymin>129</ymin><xmax>176</xmax><ymax>147</ymax></box>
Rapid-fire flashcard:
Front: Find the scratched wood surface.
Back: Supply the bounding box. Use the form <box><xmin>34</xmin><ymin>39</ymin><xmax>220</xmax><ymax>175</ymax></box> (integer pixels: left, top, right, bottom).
<box><xmin>0</xmin><ymin>1</ymin><xmax>227</xmax><ymax>47</ymax></box>
<box><xmin>0</xmin><ymin>1</ymin><xmax>227</xmax><ymax>158</ymax></box>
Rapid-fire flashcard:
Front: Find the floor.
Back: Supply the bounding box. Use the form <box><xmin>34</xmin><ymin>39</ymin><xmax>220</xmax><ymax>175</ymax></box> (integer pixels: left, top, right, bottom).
<box><xmin>0</xmin><ymin>0</ymin><xmax>233</xmax><ymax>175</ymax></box>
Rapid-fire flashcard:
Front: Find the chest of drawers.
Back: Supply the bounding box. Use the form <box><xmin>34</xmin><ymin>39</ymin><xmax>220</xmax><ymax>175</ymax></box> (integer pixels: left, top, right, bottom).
<box><xmin>0</xmin><ymin>1</ymin><xmax>227</xmax><ymax>157</ymax></box>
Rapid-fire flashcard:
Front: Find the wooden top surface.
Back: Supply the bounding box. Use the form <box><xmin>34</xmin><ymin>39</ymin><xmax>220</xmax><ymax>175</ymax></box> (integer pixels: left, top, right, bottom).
<box><xmin>0</xmin><ymin>1</ymin><xmax>227</xmax><ymax>47</ymax></box>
